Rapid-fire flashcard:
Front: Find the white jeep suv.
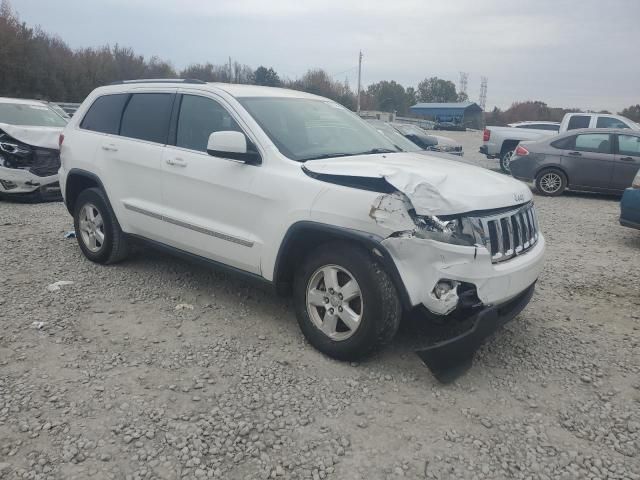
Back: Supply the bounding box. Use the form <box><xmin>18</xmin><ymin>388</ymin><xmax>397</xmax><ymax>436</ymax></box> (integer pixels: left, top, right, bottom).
<box><xmin>59</xmin><ymin>79</ymin><xmax>545</xmax><ymax>380</ymax></box>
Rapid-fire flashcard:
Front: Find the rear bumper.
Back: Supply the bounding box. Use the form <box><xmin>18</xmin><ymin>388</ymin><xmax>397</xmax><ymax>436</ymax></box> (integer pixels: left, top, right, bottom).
<box><xmin>479</xmin><ymin>145</ymin><xmax>496</xmax><ymax>158</ymax></box>
<box><xmin>620</xmin><ymin>188</ymin><xmax>640</xmax><ymax>229</ymax></box>
<box><xmin>416</xmin><ymin>282</ymin><xmax>536</xmax><ymax>382</ymax></box>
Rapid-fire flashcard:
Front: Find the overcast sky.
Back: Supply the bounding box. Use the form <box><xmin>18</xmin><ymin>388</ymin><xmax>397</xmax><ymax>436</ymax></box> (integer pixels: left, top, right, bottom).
<box><xmin>10</xmin><ymin>0</ymin><xmax>639</xmax><ymax>112</ymax></box>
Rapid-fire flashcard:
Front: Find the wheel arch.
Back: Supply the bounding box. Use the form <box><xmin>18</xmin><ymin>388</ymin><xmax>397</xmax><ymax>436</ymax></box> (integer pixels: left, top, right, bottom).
<box><xmin>64</xmin><ymin>169</ymin><xmax>108</xmax><ymax>215</ymax></box>
<box><xmin>501</xmin><ymin>139</ymin><xmax>520</xmax><ymax>155</ymax></box>
<box><xmin>272</xmin><ymin>221</ymin><xmax>412</xmax><ymax>311</ymax></box>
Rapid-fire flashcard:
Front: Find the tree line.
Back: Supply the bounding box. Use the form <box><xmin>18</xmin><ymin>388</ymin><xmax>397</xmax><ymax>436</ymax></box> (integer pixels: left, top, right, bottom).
<box><xmin>1</xmin><ymin>0</ymin><xmax>637</xmax><ymax>124</ymax></box>
<box><xmin>0</xmin><ymin>1</ymin><xmax>465</xmax><ymax>115</ymax></box>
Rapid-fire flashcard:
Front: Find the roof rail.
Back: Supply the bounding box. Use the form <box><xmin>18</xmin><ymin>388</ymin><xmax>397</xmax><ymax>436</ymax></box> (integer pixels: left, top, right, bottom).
<box><xmin>108</xmin><ymin>78</ymin><xmax>206</xmax><ymax>85</ymax></box>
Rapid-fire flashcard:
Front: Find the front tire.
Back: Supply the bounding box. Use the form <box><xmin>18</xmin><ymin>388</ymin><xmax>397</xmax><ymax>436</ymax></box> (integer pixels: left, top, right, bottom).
<box><xmin>500</xmin><ymin>150</ymin><xmax>514</xmax><ymax>174</ymax></box>
<box><xmin>73</xmin><ymin>187</ymin><xmax>129</xmax><ymax>264</ymax></box>
<box><xmin>293</xmin><ymin>242</ymin><xmax>401</xmax><ymax>361</ymax></box>
<box><xmin>535</xmin><ymin>168</ymin><xmax>567</xmax><ymax>196</ymax></box>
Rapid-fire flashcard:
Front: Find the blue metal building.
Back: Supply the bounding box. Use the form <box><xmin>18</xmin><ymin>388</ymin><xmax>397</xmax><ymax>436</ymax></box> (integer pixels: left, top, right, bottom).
<box><xmin>409</xmin><ymin>102</ymin><xmax>483</xmax><ymax>128</ymax></box>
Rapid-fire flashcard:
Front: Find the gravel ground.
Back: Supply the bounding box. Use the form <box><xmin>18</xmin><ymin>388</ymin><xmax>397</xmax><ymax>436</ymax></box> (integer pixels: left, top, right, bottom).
<box><xmin>1</xmin><ymin>131</ymin><xmax>639</xmax><ymax>479</ymax></box>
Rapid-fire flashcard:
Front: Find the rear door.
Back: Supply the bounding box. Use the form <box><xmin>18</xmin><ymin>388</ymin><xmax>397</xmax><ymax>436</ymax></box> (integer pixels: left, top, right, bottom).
<box><xmin>560</xmin><ymin>132</ymin><xmax>615</xmax><ymax>190</ymax></box>
<box><xmin>160</xmin><ymin>91</ymin><xmax>265</xmax><ymax>274</ymax></box>
<box><xmin>92</xmin><ymin>89</ymin><xmax>175</xmax><ymax>240</ymax></box>
<box><xmin>612</xmin><ymin>133</ymin><xmax>640</xmax><ymax>190</ymax></box>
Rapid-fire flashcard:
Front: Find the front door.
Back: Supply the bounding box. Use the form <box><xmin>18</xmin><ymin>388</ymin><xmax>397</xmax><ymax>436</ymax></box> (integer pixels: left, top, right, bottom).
<box><xmin>160</xmin><ymin>92</ymin><xmax>265</xmax><ymax>274</ymax></box>
<box><xmin>612</xmin><ymin>134</ymin><xmax>640</xmax><ymax>191</ymax></box>
<box><xmin>560</xmin><ymin>133</ymin><xmax>615</xmax><ymax>190</ymax></box>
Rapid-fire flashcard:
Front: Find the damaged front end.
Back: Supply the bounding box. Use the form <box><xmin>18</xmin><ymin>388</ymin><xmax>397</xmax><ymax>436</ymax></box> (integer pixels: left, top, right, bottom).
<box><xmin>0</xmin><ymin>130</ymin><xmax>61</xmax><ymax>200</ymax></box>
<box><xmin>369</xmin><ymin>191</ymin><xmax>543</xmax><ymax>382</ymax></box>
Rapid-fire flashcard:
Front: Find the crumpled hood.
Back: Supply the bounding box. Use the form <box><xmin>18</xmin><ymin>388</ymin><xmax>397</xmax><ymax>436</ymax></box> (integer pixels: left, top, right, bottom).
<box><xmin>0</xmin><ymin>123</ymin><xmax>62</xmax><ymax>150</ymax></box>
<box><xmin>304</xmin><ymin>152</ymin><xmax>532</xmax><ymax>216</ymax></box>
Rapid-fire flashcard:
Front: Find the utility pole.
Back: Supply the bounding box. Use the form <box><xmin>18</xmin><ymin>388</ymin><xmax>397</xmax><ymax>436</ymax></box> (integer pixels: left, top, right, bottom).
<box><xmin>229</xmin><ymin>57</ymin><xmax>233</xmax><ymax>83</ymax></box>
<box><xmin>356</xmin><ymin>51</ymin><xmax>363</xmax><ymax>114</ymax></box>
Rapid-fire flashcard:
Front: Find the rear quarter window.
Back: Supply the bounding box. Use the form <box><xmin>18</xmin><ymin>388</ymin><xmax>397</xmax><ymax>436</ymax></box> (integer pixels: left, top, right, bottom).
<box><xmin>80</xmin><ymin>94</ymin><xmax>129</xmax><ymax>135</ymax></box>
<box><xmin>551</xmin><ymin>136</ymin><xmax>575</xmax><ymax>150</ymax></box>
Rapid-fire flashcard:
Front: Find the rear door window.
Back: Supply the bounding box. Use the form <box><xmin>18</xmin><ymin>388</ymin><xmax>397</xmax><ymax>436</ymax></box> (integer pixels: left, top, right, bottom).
<box><xmin>80</xmin><ymin>94</ymin><xmax>129</xmax><ymax>135</ymax></box>
<box><xmin>120</xmin><ymin>93</ymin><xmax>174</xmax><ymax>144</ymax></box>
<box><xmin>596</xmin><ymin>117</ymin><xmax>630</xmax><ymax>129</ymax></box>
<box><xmin>567</xmin><ymin>115</ymin><xmax>590</xmax><ymax>130</ymax></box>
<box><xmin>617</xmin><ymin>135</ymin><xmax>640</xmax><ymax>156</ymax></box>
<box><xmin>176</xmin><ymin>95</ymin><xmax>241</xmax><ymax>152</ymax></box>
<box><xmin>574</xmin><ymin>133</ymin><xmax>611</xmax><ymax>153</ymax></box>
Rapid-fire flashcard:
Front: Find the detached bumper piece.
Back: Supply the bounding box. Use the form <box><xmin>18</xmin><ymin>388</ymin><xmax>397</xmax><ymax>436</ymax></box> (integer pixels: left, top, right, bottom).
<box><xmin>416</xmin><ymin>282</ymin><xmax>536</xmax><ymax>383</ymax></box>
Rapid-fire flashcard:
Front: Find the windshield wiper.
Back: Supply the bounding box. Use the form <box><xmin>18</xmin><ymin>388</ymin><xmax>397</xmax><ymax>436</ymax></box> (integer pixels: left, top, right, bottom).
<box><xmin>352</xmin><ymin>148</ymin><xmax>400</xmax><ymax>155</ymax></box>
<box><xmin>300</xmin><ymin>152</ymin><xmax>359</xmax><ymax>161</ymax></box>
<box><xmin>301</xmin><ymin>148</ymin><xmax>400</xmax><ymax>162</ymax></box>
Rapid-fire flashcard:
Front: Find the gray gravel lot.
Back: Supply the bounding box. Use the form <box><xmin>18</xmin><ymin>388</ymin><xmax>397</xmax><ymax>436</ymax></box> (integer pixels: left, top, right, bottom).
<box><xmin>1</xmin><ymin>131</ymin><xmax>639</xmax><ymax>479</ymax></box>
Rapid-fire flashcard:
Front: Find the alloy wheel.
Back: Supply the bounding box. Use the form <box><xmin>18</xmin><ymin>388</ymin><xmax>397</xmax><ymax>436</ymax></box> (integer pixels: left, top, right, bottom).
<box><xmin>306</xmin><ymin>264</ymin><xmax>363</xmax><ymax>341</ymax></box>
<box><xmin>79</xmin><ymin>203</ymin><xmax>105</xmax><ymax>253</ymax></box>
<box><xmin>540</xmin><ymin>172</ymin><xmax>562</xmax><ymax>194</ymax></box>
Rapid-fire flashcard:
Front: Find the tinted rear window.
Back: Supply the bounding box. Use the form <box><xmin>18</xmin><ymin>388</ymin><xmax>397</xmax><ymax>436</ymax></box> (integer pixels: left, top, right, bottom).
<box><xmin>80</xmin><ymin>94</ymin><xmax>129</xmax><ymax>134</ymax></box>
<box><xmin>567</xmin><ymin>115</ymin><xmax>590</xmax><ymax>130</ymax></box>
<box><xmin>120</xmin><ymin>93</ymin><xmax>174</xmax><ymax>144</ymax></box>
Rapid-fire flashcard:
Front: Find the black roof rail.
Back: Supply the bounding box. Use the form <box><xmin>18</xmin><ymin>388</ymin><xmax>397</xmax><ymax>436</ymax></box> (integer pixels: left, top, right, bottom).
<box><xmin>108</xmin><ymin>78</ymin><xmax>206</xmax><ymax>85</ymax></box>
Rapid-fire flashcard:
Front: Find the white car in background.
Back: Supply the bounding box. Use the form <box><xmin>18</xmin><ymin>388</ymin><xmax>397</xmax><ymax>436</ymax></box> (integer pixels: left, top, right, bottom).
<box><xmin>0</xmin><ymin>97</ymin><xmax>67</xmax><ymax>201</ymax></box>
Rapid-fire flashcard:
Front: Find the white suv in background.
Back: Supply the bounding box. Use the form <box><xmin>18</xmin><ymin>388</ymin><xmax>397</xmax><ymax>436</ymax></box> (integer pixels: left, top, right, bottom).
<box><xmin>59</xmin><ymin>79</ymin><xmax>545</xmax><ymax>380</ymax></box>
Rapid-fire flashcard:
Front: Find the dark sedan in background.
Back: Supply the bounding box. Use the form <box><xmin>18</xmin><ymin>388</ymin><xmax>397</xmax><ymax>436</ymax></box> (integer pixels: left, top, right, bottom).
<box><xmin>509</xmin><ymin>128</ymin><xmax>640</xmax><ymax>196</ymax></box>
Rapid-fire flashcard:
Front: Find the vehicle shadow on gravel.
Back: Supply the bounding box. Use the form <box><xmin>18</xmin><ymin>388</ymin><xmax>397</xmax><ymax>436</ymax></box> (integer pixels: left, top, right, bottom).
<box><xmin>123</xmin><ymin>242</ymin><xmax>466</xmax><ymax>375</ymax></box>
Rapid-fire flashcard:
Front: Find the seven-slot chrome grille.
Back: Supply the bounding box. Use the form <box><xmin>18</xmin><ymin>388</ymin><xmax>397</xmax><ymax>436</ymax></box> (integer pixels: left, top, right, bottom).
<box><xmin>469</xmin><ymin>203</ymin><xmax>540</xmax><ymax>263</ymax></box>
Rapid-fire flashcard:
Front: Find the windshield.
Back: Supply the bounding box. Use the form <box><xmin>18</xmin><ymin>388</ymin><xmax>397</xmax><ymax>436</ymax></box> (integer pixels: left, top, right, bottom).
<box><xmin>365</xmin><ymin>120</ymin><xmax>422</xmax><ymax>152</ymax></box>
<box><xmin>238</xmin><ymin>97</ymin><xmax>401</xmax><ymax>161</ymax></box>
<box><xmin>0</xmin><ymin>102</ymin><xmax>68</xmax><ymax>127</ymax></box>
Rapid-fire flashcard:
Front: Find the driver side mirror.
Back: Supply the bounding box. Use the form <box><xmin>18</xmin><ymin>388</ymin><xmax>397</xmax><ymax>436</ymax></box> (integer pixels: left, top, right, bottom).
<box><xmin>206</xmin><ymin>131</ymin><xmax>261</xmax><ymax>165</ymax></box>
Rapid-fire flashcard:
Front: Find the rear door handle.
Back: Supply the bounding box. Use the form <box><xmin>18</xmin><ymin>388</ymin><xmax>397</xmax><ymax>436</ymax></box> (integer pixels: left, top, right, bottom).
<box><xmin>101</xmin><ymin>144</ymin><xmax>118</xmax><ymax>152</ymax></box>
<box><xmin>620</xmin><ymin>156</ymin><xmax>635</xmax><ymax>162</ymax></box>
<box><xmin>166</xmin><ymin>157</ymin><xmax>187</xmax><ymax>167</ymax></box>
<box><xmin>568</xmin><ymin>151</ymin><xmax>582</xmax><ymax>156</ymax></box>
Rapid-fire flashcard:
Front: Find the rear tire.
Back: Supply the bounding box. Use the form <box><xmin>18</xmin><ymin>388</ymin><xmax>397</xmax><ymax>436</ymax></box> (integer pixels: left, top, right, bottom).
<box><xmin>293</xmin><ymin>242</ymin><xmax>401</xmax><ymax>361</ymax></box>
<box><xmin>500</xmin><ymin>150</ymin><xmax>514</xmax><ymax>174</ymax></box>
<box><xmin>73</xmin><ymin>187</ymin><xmax>129</xmax><ymax>264</ymax></box>
<box><xmin>535</xmin><ymin>168</ymin><xmax>567</xmax><ymax>196</ymax></box>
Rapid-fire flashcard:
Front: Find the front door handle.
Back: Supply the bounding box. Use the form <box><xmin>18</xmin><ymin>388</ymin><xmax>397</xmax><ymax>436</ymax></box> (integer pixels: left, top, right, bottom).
<box><xmin>101</xmin><ymin>144</ymin><xmax>118</xmax><ymax>152</ymax></box>
<box><xmin>567</xmin><ymin>151</ymin><xmax>582</xmax><ymax>157</ymax></box>
<box><xmin>166</xmin><ymin>157</ymin><xmax>188</xmax><ymax>167</ymax></box>
<box><xmin>620</xmin><ymin>156</ymin><xmax>634</xmax><ymax>162</ymax></box>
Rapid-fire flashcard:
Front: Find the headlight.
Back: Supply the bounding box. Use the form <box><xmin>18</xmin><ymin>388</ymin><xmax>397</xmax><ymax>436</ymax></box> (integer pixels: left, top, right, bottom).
<box><xmin>412</xmin><ymin>214</ymin><xmax>477</xmax><ymax>246</ymax></box>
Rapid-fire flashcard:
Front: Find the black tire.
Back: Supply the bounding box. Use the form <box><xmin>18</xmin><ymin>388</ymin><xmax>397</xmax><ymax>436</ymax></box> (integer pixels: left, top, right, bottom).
<box><xmin>293</xmin><ymin>241</ymin><xmax>401</xmax><ymax>361</ymax></box>
<box><xmin>500</xmin><ymin>150</ymin><xmax>514</xmax><ymax>174</ymax></box>
<box><xmin>535</xmin><ymin>168</ymin><xmax>567</xmax><ymax>196</ymax></box>
<box><xmin>73</xmin><ymin>187</ymin><xmax>129</xmax><ymax>264</ymax></box>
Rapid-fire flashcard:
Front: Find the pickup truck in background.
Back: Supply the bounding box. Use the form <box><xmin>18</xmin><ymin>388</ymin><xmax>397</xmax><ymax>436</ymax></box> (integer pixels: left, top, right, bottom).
<box><xmin>481</xmin><ymin>114</ymin><xmax>640</xmax><ymax>173</ymax></box>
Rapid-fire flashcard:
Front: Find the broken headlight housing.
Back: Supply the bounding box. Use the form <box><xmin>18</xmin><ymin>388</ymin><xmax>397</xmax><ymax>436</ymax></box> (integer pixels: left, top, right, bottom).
<box><xmin>412</xmin><ymin>214</ymin><xmax>478</xmax><ymax>246</ymax></box>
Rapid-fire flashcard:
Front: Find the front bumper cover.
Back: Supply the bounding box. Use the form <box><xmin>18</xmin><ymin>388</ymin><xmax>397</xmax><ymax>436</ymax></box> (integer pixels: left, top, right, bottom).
<box><xmin>416</xmin><ymin>282</ymin><xmax>536</xmax><ymax>383</ymax></box>
<box><xmin>0</xmin><ymin>165</ymin><xmax>60</xmax><ymax>197</ymax></box>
